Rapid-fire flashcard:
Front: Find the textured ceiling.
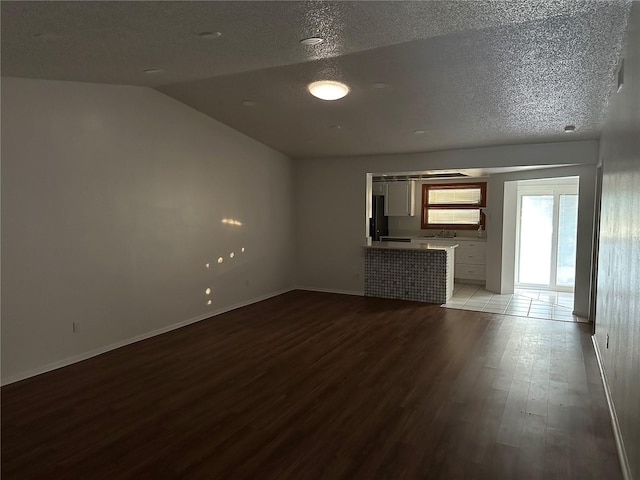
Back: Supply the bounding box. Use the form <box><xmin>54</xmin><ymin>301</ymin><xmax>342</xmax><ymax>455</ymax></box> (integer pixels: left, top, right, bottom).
<box><xmin>1</xmin><ymin>1</ymin><xmax>631</xmax><ymax>159</ymax></box>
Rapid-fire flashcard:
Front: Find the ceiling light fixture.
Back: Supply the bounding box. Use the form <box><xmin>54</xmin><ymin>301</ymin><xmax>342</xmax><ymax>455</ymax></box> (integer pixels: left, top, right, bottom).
<box><xmin>308</xmin><ymin>80</ymin><xmax>349</xmax><ymax>101</ymax></box>
<box><xmin>198</xmin><ymin>31</ymin><xmax>222</xmax><ymax>39</ymax></box>
<box><xmin>413</xmin><ymin>129</ymin><xmax>428</xmax><ymax>135</ymax></box>
<box><xmin>564</xmin><ymin>125</ymin><xmax>576</xmax><ymax>133</ymax></box>
<box><xmin>300</xmin><ymin>37</ymin><xmax>324</xmax><ymax>46</ymax></box>
<box><xmin>144</xmin><ymin>68</ymin><xmax>164</xmax><ymax>74</ymax></box>
<box><xmin>241</xmin><ymin>100</ymin><xmax>257</xmax><ymax>107</ymax></box>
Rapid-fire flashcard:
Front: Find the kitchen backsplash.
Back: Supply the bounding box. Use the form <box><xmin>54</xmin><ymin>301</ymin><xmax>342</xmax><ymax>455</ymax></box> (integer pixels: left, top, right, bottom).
<box><xmin>386</xmin><ymin>201</ymin><xmax>486</xmax><ymax>238</ymax></box>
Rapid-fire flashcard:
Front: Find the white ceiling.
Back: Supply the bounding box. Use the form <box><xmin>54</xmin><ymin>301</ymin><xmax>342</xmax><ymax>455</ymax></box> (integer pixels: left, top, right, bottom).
<box><xmin>1</xmin><ymin>1</ymin><xmax>631</xmax><ymax>159</ymax></box>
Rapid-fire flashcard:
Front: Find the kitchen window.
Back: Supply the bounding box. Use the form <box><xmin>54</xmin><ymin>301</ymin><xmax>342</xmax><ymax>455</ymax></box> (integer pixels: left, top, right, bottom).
<box><xmin>421</xmin><ymin>182</ymin><xmax>487</xmax><ymax>229</ymax></box>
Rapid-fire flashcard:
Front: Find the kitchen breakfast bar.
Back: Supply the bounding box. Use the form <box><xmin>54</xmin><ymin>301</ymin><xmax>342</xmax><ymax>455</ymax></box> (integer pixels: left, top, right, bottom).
<box><xmin>363</xmin><ymin>242</ymin><xmax>457</xmax><ymax>304</ymax></box>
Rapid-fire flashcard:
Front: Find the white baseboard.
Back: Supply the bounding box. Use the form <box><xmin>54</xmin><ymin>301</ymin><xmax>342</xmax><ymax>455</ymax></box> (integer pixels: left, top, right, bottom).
<box><xmin>296</xmin><ymin>286</ymin><xmax>364</xmax><ymax>296</ymax></box>
<box><xmin>1</xmin><ymin>287</ymin><xmax>295</xmax><ymax>386</ymax></box>
<box><xmin>591</xmin><ymin>335</ymin><xmax>632</xmax><ymax>480</ymax></box>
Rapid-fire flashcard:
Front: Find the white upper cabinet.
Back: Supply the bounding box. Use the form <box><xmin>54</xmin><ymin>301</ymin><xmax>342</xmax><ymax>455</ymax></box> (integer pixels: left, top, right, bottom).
<box><xmin>384</xmin><ymin>181</ymin><xmax>415</xmax><ymax>216</ymax></box>
<box><xmin>372</xmin><ymin>182</ymin><xmax>385</xmax><ymax>196</ymax></box>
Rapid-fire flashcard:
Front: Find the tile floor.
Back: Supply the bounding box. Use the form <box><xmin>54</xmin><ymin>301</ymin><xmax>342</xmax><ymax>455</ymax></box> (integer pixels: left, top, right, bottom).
<box><xmin>442</xmin><ymin>283</ymin><xmax>589</xmax><ymax>323</ymax></box>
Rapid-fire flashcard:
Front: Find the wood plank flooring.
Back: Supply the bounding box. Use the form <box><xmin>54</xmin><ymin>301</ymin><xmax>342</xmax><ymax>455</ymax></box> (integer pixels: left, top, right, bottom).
<box><xmin>1</xmin><ymin>290</ymin><xmax>621</xmax><ymax>479</ymax></box>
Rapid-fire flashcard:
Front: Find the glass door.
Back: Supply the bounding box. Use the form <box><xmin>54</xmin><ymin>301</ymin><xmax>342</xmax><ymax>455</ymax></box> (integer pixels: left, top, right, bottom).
<box><xmin>517</xmin><ymin>195</ymin><xmax>554</xmax><ymax>285</ymax></box>
<box><xmin>516</xmin><ymin>182</ymin><xmax>579</xmax><ymax>291</ymax></box>
<box><xmin>556</xmin><ymin>194</ymin><xmax>579</xmax><ymax>287</ymax></box>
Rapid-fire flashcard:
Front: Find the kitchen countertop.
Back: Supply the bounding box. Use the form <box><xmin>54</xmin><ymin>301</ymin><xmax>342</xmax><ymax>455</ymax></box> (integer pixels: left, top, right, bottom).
<box><xmin>364</xmin><ymin>241</ymin><xmax>458</xmax><ymax>251</ymax></box>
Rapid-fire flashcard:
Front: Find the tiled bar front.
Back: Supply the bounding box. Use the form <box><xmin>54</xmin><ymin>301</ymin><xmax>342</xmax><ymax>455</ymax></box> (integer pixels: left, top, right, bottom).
<box><xmin>364</xmin><ymin>246</ymin><xmax>453</xmax><ymax>303</ymax></box>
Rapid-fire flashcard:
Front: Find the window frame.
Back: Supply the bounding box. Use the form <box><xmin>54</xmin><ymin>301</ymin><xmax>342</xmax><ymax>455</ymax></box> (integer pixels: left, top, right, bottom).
<box><xmin>421</xmin><ymin>182</ymin><xmax>487</xmax><ymax>230</ymax></box>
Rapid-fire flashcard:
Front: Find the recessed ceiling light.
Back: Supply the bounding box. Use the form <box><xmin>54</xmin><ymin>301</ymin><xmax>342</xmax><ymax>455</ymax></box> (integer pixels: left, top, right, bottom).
<box><xmin>308</xmin><ymin>80</ymin><xmax>350</xmax><ymax>101</ymax></box>
<box><xmin>564</xmin><ymin>125</ymin><xmax>576</xmax><ymax>133</ymax></box>
<box><xmin>144</xmin><ymin>68</ymin><xmax>164</xmax><ymax>74</ymax></box>
<box><xmin>300</xmin><ymin>37</ymin><xmax>324</xmax><ymax>46</ymax></box>
<box><xmin>413</xmin><ymin>129</ymin><xmax>428</xmax><ymax>135</ymax></box>
<box><xmin>372</xmin><ymin>82</ymin><xmax>387</xmax><ymax>89</ymax></box>
<box><xmin>198</xmin><ymin>31</ymin><xmax>222</xmax><ymax>39</ymax></box>
<box><xmin>329</xmin><ymin>124</ymin><xmax>342</xmax><ymax>130</ymax></box>
<box><xmin>242</xmin><ymin>100</ymin><xmax>257</xmax><ymax>107</ymax></box>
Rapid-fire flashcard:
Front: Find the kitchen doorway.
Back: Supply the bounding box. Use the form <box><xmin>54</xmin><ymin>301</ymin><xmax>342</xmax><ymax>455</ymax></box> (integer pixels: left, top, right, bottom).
<box><xmin>515</xmin><ymin>177</ymin><xmax>579</xmax><ymax>292</ymax></box>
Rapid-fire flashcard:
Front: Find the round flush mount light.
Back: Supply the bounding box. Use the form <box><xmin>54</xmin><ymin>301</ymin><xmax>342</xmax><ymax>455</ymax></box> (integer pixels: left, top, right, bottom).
<box><xmin>300</xmin><ymin>37</ymin><xmax>324</xmax><ymax>46</ymax></box>
<box><xmin>308</xmin><ymin>80</ymin><xmax>350</xmax><ymax>101</ymax></box>
<box><xmin>564</xmin><ymin>125</ymin><xmax>576</xmax><ymax>133</ymax></box>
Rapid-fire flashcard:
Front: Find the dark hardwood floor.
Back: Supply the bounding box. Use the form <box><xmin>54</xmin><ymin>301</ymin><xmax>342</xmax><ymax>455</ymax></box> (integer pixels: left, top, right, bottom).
<box><xmin>1</xmin><ymin>290</ymin><xmax>621</xmax><ymax>479</ymax></box>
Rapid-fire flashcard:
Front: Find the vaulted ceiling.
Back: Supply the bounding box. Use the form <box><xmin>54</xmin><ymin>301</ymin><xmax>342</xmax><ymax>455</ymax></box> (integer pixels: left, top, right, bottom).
<box><xmin>1</xmin><ymin>1</ymin><xmax>631</xmax><ymax>158</ymax></box>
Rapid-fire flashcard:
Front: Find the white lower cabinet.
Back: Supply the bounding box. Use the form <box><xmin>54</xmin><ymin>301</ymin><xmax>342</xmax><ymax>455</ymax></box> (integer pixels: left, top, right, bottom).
<box><xmin>411</xmin><ymin>238</ymin><xmax>487</xmax><ymax>284</ymax></box>
<box><xmin>455</xmin><ymin>264</ymin><xmax>486</xmax><ymax>282</ymax></box>
<box><xmin>454</xmin><ymin>241</ymin><xmax>486</xmax><ymax>283</ymax></box>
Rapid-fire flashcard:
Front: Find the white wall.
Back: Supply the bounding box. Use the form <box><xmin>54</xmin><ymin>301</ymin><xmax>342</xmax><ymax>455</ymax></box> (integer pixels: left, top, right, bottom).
<box><xmin>595</xmin><ymin>3</ymin><xmax>640</xmax><ymax>478</ymax></box>
<box><xmin>294</xmin><ymin>141</ymin><xmax>598</xmax><ymax>295</ymax></box>
<box><xmin>1</xmin><ymin>77</ymin><xmax>295</xmax><ymax>383</ymax></box>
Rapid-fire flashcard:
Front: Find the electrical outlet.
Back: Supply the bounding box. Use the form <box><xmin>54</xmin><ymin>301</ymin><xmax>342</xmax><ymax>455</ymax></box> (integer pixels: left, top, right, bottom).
<box><xmin>606</xmin><ymin>333</ymin><xmax>609</xmax><ymax>349</ymax></box>
<box><xmin>73</xmin><ymin>321</ymin><xmax>80</xmax><ymax>333</ymax></box>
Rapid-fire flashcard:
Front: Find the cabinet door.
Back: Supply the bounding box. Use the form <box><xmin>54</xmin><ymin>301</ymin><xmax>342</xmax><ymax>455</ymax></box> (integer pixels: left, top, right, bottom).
<box><xmin>384</xmin><ymin>182</ymin><xmax>415</xmax><ymax>216</ymax></box>
<box><xmin>455</xmin><ymin>264</ymin><xmax>486</xmax><ymax>281</ymax></box>
<box><xmin>453</xmin><ymin>241</ymin><xmax>486</xmax><ymax>283</ymax></box>
<box><xmin>455</xmin><ymin>243</ymin><xmax>486</xmax><ymax>265</ymax></box>
<box><xmin>372</xmin><ymin>182</ymin><xmax>385</xmax><ymax>196</ymax></box>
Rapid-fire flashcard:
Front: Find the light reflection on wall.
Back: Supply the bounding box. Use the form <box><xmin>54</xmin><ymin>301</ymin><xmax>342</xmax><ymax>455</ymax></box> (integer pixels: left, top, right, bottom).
<box><xmin>203</xmin><ymin>245</ymin><xmax>248</xmax><ymax>308</ymax></box>
<box><xmin>221</xmin><ymin>218</ymin><xmax>243</xmax><ymax>226</ymax></box>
